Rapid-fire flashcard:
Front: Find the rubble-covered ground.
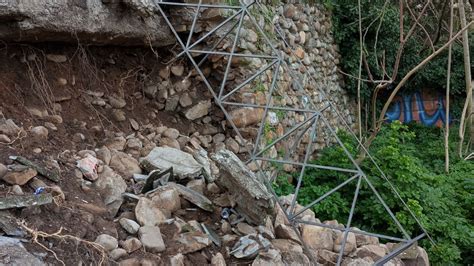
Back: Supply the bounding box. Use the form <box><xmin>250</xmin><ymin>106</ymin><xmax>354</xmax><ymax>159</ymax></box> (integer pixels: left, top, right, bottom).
<box><xmin>0</xmin><ymin>44</ymin><xmax>429</xmax><ymax>266</ymax></box>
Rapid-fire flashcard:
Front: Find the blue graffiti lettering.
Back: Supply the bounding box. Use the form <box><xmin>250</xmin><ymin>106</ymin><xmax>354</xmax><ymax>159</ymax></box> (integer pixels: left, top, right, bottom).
<box><xmin>385</xmin><ymin>90</ymin><xmax>450</xmax><ymax>126</ymax></box>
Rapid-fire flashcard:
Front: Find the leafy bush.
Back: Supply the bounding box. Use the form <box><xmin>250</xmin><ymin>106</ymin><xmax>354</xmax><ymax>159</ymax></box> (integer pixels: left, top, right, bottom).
<box><xmin>273</xmin><ymin>122</ymin><xmax>474</xmax><ymax>265</ymax></box>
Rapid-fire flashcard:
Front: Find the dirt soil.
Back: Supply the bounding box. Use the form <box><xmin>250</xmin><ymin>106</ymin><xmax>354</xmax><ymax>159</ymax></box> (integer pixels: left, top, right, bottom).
<box><xmin>0</xmin><ymin>43</ymin><xmax>230</xmax><ymax>265</ymax></box>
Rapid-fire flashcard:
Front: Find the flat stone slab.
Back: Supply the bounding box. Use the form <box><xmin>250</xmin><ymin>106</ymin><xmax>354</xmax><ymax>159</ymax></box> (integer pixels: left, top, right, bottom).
<box><xmin>212</xmin><ymin>149</ymin><xmax>275</xmax><ymax>225</ymax></box>
<box><xmin>140</xmin><ymin>147</ymin><xmax>203</xmax><ymax>179</ymax></box>
<box><xmin>139</xmin><ymin>225</ymin><xmax>166</xmax><ymax>253</ymax></box>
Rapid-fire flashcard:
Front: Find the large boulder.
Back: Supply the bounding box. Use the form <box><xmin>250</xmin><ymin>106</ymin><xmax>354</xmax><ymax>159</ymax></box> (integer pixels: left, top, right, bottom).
<box><xmin>0</xmin><ymin>0</ymin><xmax>173</xmax><ymax>46</ymax></box>
<box><xmin>212</xmin><ymin>149</ymin><xmax>274</xmax><ymax>225</ymax></box>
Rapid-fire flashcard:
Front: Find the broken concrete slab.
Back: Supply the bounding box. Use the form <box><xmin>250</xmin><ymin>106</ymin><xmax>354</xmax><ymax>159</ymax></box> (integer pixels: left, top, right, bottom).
<box><xmin>140</xmin><ymin>147</ymin><xmax>203</xmax><ymax>179</ymax></box>
<box><xmin>212</xmin><ymin>149</ymin><xmax>275</xmax><ymax>225</ymax></box>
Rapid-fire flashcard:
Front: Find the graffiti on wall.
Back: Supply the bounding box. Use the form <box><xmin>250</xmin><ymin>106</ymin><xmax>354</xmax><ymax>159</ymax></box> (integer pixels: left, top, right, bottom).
<box><xmin>385</xmin><ymin>89</ymin><xmax>450</xmax><ymax>127</ymax></box>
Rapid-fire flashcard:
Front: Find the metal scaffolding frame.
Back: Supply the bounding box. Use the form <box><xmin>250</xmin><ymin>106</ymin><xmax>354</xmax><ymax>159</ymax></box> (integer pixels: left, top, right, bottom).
<box><xmin>155</xmin><ymin>1</ymin><xmax>432</xmax><ymax>265</ymax></box>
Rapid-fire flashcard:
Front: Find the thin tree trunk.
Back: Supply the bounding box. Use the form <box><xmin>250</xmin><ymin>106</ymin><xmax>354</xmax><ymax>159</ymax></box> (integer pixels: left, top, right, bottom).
<box><xmin>357</xmin><ymin>20</ymin><xmax>474</xmax><ymax>163</ymax></box>
<box><xmin>445</xmin><ymin>0</ymin><xmax>454</xmax><ymax>173</ymax></box>
<box><xmin>458</xmin><ymin>0</ymin><xmax>473</xmax><ymax>158</ymax></box>
<box><xmin>357</xmin><ymin>0</ymin><xmax>363</xmax><ymax>140</ymax></box>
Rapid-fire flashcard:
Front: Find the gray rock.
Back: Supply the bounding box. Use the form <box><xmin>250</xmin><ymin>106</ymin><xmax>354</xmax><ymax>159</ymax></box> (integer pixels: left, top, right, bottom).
<box><xmin>333</xmin><ymin>231</ymin><xmax>357</xmax><ymax>255</ymax></box>
<box><xmin>280</xmin><ymin>250</ymin><xmax>310</xmax><ymax>266</ymax></box>
<box><xmin>0</xmin><ymin>0</ymin><xmax>173</xmax><ymax>46</ymax></box>
<box><xmin>353</xmin><ymin>227</ymin><xmax>379</xmax><ymax>246</ymax></box>
<box><xmin>160</xmin><ymin>137</ymin><xmax>181</xmax><ymax>150</ymax></box>
<box><xmin>0</xmin><ymin>236</ymin><xmax>45</xmax><ymax>265</ymax></box>
<box><xmin>119</xmin><ymin>218</ymin><xmax>140</xmax><ymax>235</ymax></box>
<box><xmin>140</xmin><ymin>147</ymin><xmax>202</xmax><ymax>179</ymax></box>
<box><xmin>231</xmin><ymin>234</ymin><xmax>270</xmax><ymax>259</ymax></box>
<box><xmin>274</xmin><ymin>224</ymin><xmax>300</xmax><ymax>243</ymax></box>
<box><xmin>135</xmin><ymin>197</ymin><xmax>167</xmax><ymax>226</ymax></box>
<box><xmin>120</xmin><ymin>237</ymin><xmax>142</xmax><ymax>253</ymax></box>
<box><xmin>11</xmin><ymin>185</ymin><xmax>24</xmax><ymax>195</ymax></box>
<box><xmin>94</xmin><ymin>166</ymin><xmax>127</xmax><ymax>216</ymax></box>
<box><xmin>165</xmin><ymin>95</ymin><xmax>180</xmax><ymax>111</ymax></box>
<box><xmin>185</xmin><ymin>100</ymin><xmax>211</xmax><ymax>120</ymax></box>
<box><xmin>95</xmin><ymin>234</ymin><xmax>118</xmax><ymax>251</ymax></box>
<box><xmin>403</xmin><ymin>246</ymin><xmax>430</xmax><ymax>266</ymax></box>
<box><xmin>271</xmin><ymin>239</ymin><xmax>303</xmax><ymax>254</ymax></box>
<box><xmin>109</xmin><ymin>151</ymin><xmax>142</xmax><ymax>179</ymax></box>
<box><xmin>225</xmin><ymin>138</ymin><xmax>240</xmax><ymax>154</ymax></box>
<box><xmin>0</xmin><ymin>134</ymin><xmax>11</xmax><ymax>143</ymax></box>
<box><xmin>213</xmin><ymin>133</ymin><xmax>226</xmax><ymax>143</ymax></box>
<box><xmin>2</xmin><ymin>168</ymin><xmax>37</xmax><ymax>186</ymax></box>
<box><xmin>192</xmin><ymin>149</ymin><xmax>215</xmax><ymax>183</ymax></box>
<box><xmin>283</xmin><ymin>4</ymin><xmax>296</xmax><ymax>19</ymax></box>
<box><xmin>179</xmin><ymin>93</ymin><xmax>193</xmax><ymax>107</ymax></box>
<box><xmin>167</xmin><ymin>183</ymin><xmax>214</xmax><ymax>212</ymax></box>
<box><xmin>139</xmin><ymin>226</ymin><xmax>166</xmax><ymax>253</ymax></box>
<box><xmin>176</xmin><ymin>232</ymin><xmax>211</xmax><ymax>254</ymax></box>
<box><xmin>342</xmin><ymin>257</ymin><xmax>374</xmax><ymax>266</ymax></box>
<box><xmin>106</xmin><ymin>136</ymin><xmax>127</xmax><ymax>151</ymax></box>
<box><xmin>301</xmin><ymin>224</ymin><xmax>333</xmax><ymax>251</ymax></box>
<box><xmin>211</xmin><ymin>252</ymin><xmax>226</xmax><ymax>266</ymax></box>
<box><xmin>237</xmin><ymin>222</ymin><xmax>257</xmax><ymax>235</ymax></box>
<box><xmin>30</xmin><ymin>126</ymin><xmax>49</xmax><ymax>140</ymax></box>
<box><xmin>109</xmin><ymin>248</ymin><xmax>127</xmax><ymax>260</ymax></box>
<box><xmin>0</xmin><ymin>163</ymin><xmax>7</xmax><ymax>179</ymax></box>
<box><xmin>186</xmin><ymin>178</ymin><xmax>205</xmax><ymax>194</ymax></box>
<box><xmin>163</xmin><ymin>128</ymin><xmax>180</xmax><ymax>139</ymax></box>
<box><xmin>108</xmin><ymin>95</ymin><xmax>127</xmax><ymax>109</ymax></box>
<box><xmin>112</xmin><ymin>109</ymin><xmax>126</xmax><ymax>122</ymax></box>
<box><xmin>149</xmin><ymin>186</ymin><xmax>181</xmax><ymax>213</ymax></box>
<box><xmin>170</xmin><ymin>253</ymin><xmax>185</xmax><ymax>266</ymax></box>
<box><xmin>212</xmin><ymin>149</ymin><xmax>274</xmax><ymax>225</ymax></box>
<box><xmin>126</xmin><ymin>137</ymin><xmax>142</xmax><ymax>150</ymax></box>
<box><xmin>171</xmin><ymin>65</ymin><xmax>185</xmax><ymax>77</ymax></box>
<box><xmin>0</xmin><ymin>119</ymin><xmax>21</xmax><ymax>136</ymax></box>
<box><xmin>144</xmin><ymin>85</ymin><xmax>158</xmax><ymax>99</ymax></box>
<box><xmin>352</xmin><ymin>244</ymin><xmax>388</xmax><ymax>261</ymax></box>
<box><xmin>252</xmin><ymin>249</ymin><xmax>284</xmax><ymax>266</ymax></box>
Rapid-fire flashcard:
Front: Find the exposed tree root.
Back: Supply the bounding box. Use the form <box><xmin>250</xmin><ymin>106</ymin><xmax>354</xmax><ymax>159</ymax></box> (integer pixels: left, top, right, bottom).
<box><xmin>20</xmin><ymin>222</ymin><xmax>107</xmax><ymax>266</ymax></box>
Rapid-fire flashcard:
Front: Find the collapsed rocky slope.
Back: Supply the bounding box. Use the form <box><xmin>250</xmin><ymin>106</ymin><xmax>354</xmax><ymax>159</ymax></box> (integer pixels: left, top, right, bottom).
<box><xmin>0</xmin><ymin>1</ymin><xmax>430</xmax><ymax>265</ymax></box>
<box><xmin>0</xmin><ymin>46</ymin><xmax>429</xmax><ymax>266</ymax></box>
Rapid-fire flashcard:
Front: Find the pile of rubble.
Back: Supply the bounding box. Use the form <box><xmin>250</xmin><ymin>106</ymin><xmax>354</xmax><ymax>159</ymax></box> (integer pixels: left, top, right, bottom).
<box><xmin>0</xmin><ymin>113</ymin><xmax>429</xmax><ymax>265</ymax></box>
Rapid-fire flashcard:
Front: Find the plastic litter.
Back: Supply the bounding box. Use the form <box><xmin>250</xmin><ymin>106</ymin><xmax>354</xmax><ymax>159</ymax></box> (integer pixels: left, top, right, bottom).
<box><xmin>34</xmin><ymin>187</ymin><xmax>45</xmax><ymax>195</ymax></box>
<box><xmin>221</xmin><ymin>208</ymin><xmax>230</xmax><ymax>219</ymax></box>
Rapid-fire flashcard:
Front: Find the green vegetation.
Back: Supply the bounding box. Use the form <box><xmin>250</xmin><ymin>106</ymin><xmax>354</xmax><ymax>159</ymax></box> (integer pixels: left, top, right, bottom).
<box><xmin>273</xmin><ymin>122</ymin><xmax>474</xmax><ymax>265</ymax></box>
<box><xmin>329</xmin><ymin>0</ymin><xmax>473</xmax><ymax>100</ymax></box>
